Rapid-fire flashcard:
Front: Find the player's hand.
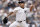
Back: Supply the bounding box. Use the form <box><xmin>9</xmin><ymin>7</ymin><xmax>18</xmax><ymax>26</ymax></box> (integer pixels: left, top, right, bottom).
<box><xmin>3</xmin><ymin>17</ymin><xmax>8</xmax><ymax>24</ymax></box>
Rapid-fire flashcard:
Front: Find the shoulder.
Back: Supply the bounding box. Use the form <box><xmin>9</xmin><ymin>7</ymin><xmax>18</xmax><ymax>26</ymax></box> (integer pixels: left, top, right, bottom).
<box><xmin>24</xmin><ymin>7</ymin><xmax>30</xmax><ymax>11</ymax></box>
<box><xmin>25</xmin><ymin>7</ymin><xmax>30</xmax><ymax>10</ymax></box>
<box><xmin>24</xmin><ymin>7</ymin><xmax>30</xmax><ymax>12</ymax></box>
<box><xmin>9</xmin><ymin>8</ymin><xmax>13</xmax><ymax>11</ymax></box>
<box><xmin>14</xmin><ymin>7</ymin><xmax>21</xmax><ymax>10</ymax></box>
<box><xmin>9</xmin><ymin>8</ymin><xmax>13</xmax><ymax>12</ymax></box>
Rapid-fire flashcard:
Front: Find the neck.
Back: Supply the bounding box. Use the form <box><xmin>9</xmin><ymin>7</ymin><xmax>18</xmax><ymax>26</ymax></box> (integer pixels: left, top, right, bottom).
<box><xmin>21</xmin><ymin>6</ymin><xmax>24</xmax><ymax>9</ymax></box>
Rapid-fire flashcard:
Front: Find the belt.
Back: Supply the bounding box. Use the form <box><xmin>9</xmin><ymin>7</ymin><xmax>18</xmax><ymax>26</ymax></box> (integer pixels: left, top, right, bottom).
<box><xmin>17</xmin><ymin>20</ymin><xmax>26</xmax><ymax>23</ymax></box>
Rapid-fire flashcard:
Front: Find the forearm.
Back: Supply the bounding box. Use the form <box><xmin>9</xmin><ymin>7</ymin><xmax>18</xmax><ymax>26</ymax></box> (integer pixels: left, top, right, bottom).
<box><xmin>7</xmin><ymin>12</ymin><xmax>13</xmax><ymax>17</ymax></box>
<box><xmin>7</xmin><ymin>10</ymin><xmax>17</xmax><ymax>18</ymax></box>
<box><xmin>30</xmin><ymin>5</ymin><xmax>33</xmax><ymax>12</ymax></box>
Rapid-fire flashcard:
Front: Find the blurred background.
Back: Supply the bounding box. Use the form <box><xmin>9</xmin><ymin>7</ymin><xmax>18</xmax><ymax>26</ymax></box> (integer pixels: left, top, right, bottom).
<box><xmin>0</xmin><ymin>0</ymin><xmax>40</xmax><ymax>27</ymax></box>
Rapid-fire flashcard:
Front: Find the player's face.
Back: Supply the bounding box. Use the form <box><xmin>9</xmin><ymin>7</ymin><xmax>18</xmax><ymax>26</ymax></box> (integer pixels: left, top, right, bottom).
<box><xmin>19</xmin><ymin>3</ymin><xmax>25</xmax><ymax>8</ymax></box>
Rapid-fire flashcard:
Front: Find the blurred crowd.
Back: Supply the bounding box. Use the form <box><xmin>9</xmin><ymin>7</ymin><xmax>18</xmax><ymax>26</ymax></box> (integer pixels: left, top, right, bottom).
<box><xmin>0</xmin><ymin>0</ymin><xmax>40</xmax><ymax>27</ymax></box>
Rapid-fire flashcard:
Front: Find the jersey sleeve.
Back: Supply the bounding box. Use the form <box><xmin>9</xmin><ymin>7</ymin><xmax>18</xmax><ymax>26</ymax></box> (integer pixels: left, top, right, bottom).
<box><xmin>9</xmin><ymin>7</ymin><xmax>19</xmax><ymax>13</ymax></box>
<box><xmin>9</xmin><ymin>9</ymin><xmax>13</xmax><ymax>13</ymax></box>
<box><xmin>24</xmin><ymin>8</ymin><xmax>30</xmax><ymax>13</ymax></box>
<box><xmin>13</xmin><ymin>8</ymin><xmax>18</xmax><ymax>13</ymax></box>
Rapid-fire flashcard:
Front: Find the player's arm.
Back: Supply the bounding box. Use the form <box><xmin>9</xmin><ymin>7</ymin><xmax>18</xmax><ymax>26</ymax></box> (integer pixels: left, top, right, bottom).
<box><xmin>3</xmin><ymin>10</ymin><xmax>18</xmax><ymax>24</ymax></box>
<box><xmin>30</xmin><ymin>5</ymin><xmax>33</xmax><ymax>12</ymax></box>
<box><xmin>3</xmin><ymin>12</ymin><xmax>14</xmax><ymax>24</ymax></box>
<box><xmin>7</xmin><ymin>12</ymin><xmax>14</xmax><ymax>18</ymax></box>
<box><xmin>7</xmin><ymin>10</ymin><xmax>18</xmax><ymax>18</ymax></box>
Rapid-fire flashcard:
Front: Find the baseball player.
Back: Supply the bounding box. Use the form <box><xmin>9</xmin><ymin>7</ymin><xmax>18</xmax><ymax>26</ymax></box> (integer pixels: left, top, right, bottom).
<box><xmin>4</xmin><ymin>1</ymin><xmax>33</xmax><ymax>27</ymax></box>
<box><xmin>9</xmin><ymin>1</ymin><xmax>30</xmax><ymax>27</ymax></box>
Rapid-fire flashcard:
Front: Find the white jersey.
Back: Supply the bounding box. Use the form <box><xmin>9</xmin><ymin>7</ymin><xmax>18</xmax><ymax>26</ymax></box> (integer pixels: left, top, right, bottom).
<box><xmin>9</xmin><ymin>8</ymin><xmax>14</xmax><ymax>13</ymax></box>
<box><xmin>9</xmin><ymin>7</ymin><xmax>30</xmax><ymax>21</ymax></box>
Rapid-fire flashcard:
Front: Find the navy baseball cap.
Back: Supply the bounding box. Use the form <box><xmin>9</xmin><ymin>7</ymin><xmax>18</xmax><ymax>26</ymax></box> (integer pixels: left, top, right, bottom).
<box><xmin>18</xmin><ymin>1</ymin><xmax>25</xmax><ymax>4</ymax></box>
